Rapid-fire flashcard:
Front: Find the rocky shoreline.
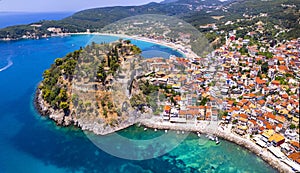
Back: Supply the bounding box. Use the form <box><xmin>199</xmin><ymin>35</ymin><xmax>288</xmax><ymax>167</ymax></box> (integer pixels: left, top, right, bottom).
<box><xmin>35</xmin><ymin>88</ymin><xmax>74</xmax><ymax>126</ymax></box>
<box><xmin>33</xmin><ymin>33</ymin><xmax>295</xmax><ymax>172</ymax></box>
<box><xmin>35</xmin><ymin>90</ymin><xmax>293</xmax><ymax>173</ymax></box>
<box><xmin>35</xmin><ymin>88</ymin><xmax>138</xmax><ymax>135</ymax></box>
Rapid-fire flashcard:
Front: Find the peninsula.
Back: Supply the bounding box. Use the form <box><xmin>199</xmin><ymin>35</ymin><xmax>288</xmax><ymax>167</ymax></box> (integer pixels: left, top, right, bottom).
<box><xmin>31</xmin><ymin>0</ymin><xmax>299</xmax><ymax>172</ymax></box>
<box><xmin>35</xmin><ymin>33</ymin><xmax>300</xmax><ymax>173</ymax></box>
<box><xmin>36</xmin><ymin>39</ymin><xmax>148</xmax><ymax>134</ymax></box>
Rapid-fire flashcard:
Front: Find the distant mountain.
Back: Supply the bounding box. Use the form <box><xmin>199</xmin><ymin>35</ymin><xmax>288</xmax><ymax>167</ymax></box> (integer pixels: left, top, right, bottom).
<box><xmin>0</xmin><ymin>0</ymin><xmax>299</xmax><ymax>40</ymax></box>
<box><xmin>160</xmin><ymin>0</ymin><xmax>179</xmax><ymax>4</ymax></box>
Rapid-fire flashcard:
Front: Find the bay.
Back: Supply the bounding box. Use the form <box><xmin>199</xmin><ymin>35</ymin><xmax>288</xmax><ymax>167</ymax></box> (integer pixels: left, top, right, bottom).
<box><xmin>0</xmin><ymin>35</ymin><xmax>276</xmax><ymax>173</ymax></box>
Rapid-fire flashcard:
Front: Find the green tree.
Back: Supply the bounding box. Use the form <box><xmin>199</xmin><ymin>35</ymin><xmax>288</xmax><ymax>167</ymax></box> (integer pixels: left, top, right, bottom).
<box><xmin>261</xmin><ymin>62</ymin><xmax>269</xmax><ymax>74</ymax></box>
<box><xmin>43</xmin><ymin>70</ymin><xmax>51</xmax><ymax>78</ymax></box>
<box><xmin>124</xmin><ymin>40</ymin><xmax>131</xmax><ymax>44</ymax></box>
<box><xmin>289</xmin><ymin>124</ymin><xmax>296</xmax><ymax>129</ymax></box>
<box><xmin>97</xmin><ymin>64</ymin><xmax>107</xmax><ymax>83</ymax></box>
<box><xmin>131</xmin><ymin>45</ymin><xmax>142</xmax><ymax>54</ymax></box>
<box><xmin>59</xmin><ymin>101</ymin><xmax>69</xmax><ymax>110</ymax></box>
<box><xmin>199</xmin><ymin>97</ymin><xmax>209</xmax><ymax>106</ymax></box>
<box><xmin>55</xmin><ymin>58</ymin><xmax>63</xmax><ymax>66</ymax></box>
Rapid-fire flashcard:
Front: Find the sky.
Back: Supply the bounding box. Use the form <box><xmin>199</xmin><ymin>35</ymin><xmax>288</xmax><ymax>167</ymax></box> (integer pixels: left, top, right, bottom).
<box><xmin>0</xmin><ymin>0</ymin><xmax>163</xmax><ymax>12</ymax></box>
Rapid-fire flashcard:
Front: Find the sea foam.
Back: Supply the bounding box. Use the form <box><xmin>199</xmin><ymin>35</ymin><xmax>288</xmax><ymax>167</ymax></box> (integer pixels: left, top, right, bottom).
<box><xmin>0</xmin><ymin>57</ymin><xmax>13</xmax><ymax>72</ymax></box>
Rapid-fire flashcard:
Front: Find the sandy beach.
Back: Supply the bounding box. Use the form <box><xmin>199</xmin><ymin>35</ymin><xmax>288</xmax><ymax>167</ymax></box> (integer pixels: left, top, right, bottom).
<box><xmin>67</xmin><ymin>32</ymin><xmax>198</xmax><ymax>59</ymax></box>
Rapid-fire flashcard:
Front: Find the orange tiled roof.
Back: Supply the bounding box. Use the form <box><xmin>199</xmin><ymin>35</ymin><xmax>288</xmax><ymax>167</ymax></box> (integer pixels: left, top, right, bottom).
<box><xmin>281</xmin><ymin>94</ymin><xmax>289</xmax><ymax>99</ymax></box>
<box><xmin>276</xmin><ymin>56</ymin><xmax>284</xmax><ymax>61</ymax></box>
<box><xmin>257</xmin><ymin>100</ymin><xmax>265</xmax><ymax>105</ymax></box>
<box><xmin>265</xmin><ymin>122</ymin><xmax>274</xmax><ymax>129</ymax></box>
<box><xmin>281</xmin><ymin>102</ymin><xmax>287</xmax><ymax>107</ymax></box>
<box><xmin>243</xmin><ymin>105</ymin><xmax>249</xmax><ymax>110</ymax></box>
<box><xmin>264</xmin><ymin>112</ymin><xmax>275</xmax><ymax>120</ymax></box>
<box><xmin>256</xmin><ymin>77</ymin><xmax>266</xmax><ymax>84</ymax></box>
<box><xmin>164</xmin><ymin>105</ymin><xmax>171</xmax><ymax>111</ymax></box>
<box><xmin>259</xmin><ymin>126</ymin><xmax>265</xmax><ymax>131</ymax></box>
<box><xmin>228</xmin><ymin>100</ymin><xmax>234</xmax><ymax>105</ymax></box>
<box><xmin>206</xmin><ymin>112</ymin><xmax>211</xmax><ymax>117</ymax></box>
<box><xmin>271</xmin><ymin>80</ymin><xmax>280</xmax><ymax>85</ymax></box>
<box><xmin>277</xmin><ymin>123</ymin><xmax>283</xmax><ymax>128</ymax></box>
<box><xmin>288</xmin><ymin>152</ymin><xmax>300</xmax><ymax>164</ymax></box>
<box><xmin>249</xmin><ymin>93</ymin><xmax>256</xmax><ymax>98</ymax></box>
<box><xmin>257</xmin><ymin>116</ymin><xmax>265</xmax><ymax>121</ymax></box>
<box><xmin>232</xmin><ymin>106</ymin><xmax>239</xmax><ymax>111</ymax></box>
<box><xmin>239</xmin><ymin>113</ymin><xmax>248</xmax><ymax>119</ymax></box>
<box><xmin>278</xmin><ymin>65</ymin><xmax>288</xmax><ymax>71</ymax></box>
<box><xmin>249</xmin><ymin>119</ymin><xmax>257</xmax><ymax>125</ymax></box>
<box><xmin>290</xmin><ymin>141</ymin><xmax>300</xmax><ymax>149</ymax></box>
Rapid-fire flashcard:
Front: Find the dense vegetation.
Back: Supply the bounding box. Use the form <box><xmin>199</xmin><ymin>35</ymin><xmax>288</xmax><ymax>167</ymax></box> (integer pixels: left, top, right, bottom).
<box><xmin>38</xmin><ymin>40</ymin><xmax>142</xmax><ymax>121</ymax></box>
<box><xmin>0</xmin><ymin>0</ymin><xmax>299</xmax><ymax>42</ymax></box>
<box><xmin>39</xmin><ymin>49</ymin><xmax>81</xmax><ymax>111</ymax></box>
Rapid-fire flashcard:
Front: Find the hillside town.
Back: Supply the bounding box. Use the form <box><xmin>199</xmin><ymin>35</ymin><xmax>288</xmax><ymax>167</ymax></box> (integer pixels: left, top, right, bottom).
<box><xmin>137</xmin><ymin>27</ymin><xmax>300</xmax><ymax>171</ymax></box>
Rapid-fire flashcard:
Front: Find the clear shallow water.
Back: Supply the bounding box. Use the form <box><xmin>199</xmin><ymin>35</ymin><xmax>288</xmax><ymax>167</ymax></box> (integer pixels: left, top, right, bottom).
<box><xmin>0</xmin><ymin>35</ymin><xmax>277</xmax><ymax>173</ymax></box>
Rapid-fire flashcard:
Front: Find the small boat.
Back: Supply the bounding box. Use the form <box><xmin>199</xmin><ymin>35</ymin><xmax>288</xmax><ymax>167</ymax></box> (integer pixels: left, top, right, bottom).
<box><xmin>182</xmin><ymin>131</ymin><xmax>185</xmax><ymax>134</ymax></box>
<box><xmin>144</xmin><ymin>128</ymin><xmax>147</xmax><ymax>131</ymax></box>
<box><xmin>215</xmin><ymin>137</ymin><xmax>220</xmax><ymax>145</ymax></box>
<box><xmin>208</xmin><ymin>135</ymin><xmax>215</xmax><ymax>141</ymax></box>
<box><xmin>154</xmin><ymin>129</ymin><xmax>157</xmax><ymax>132</ymax></box>
<box><xmin>165</xmin><ymin>130</ymin><xmax>168</xmax><ymax>133</ymax></box>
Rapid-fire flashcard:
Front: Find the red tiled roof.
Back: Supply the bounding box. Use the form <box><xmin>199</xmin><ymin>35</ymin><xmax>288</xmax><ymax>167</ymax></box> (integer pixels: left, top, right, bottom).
<box><xmin>288</xmin><ymin>152</ymin><xmax>300</xmax><ymax>164</ymax></box>
<box><xmin>265</xmin><ymin>122</ymin><xmax>274</xmax><ymax>130</ymax></box>
<box><xmin>281</xmin><ymin>94</ymin><xmax>289</xmax><ymax>99</ymax></box>
<box><xmin>276</xmin><ymin>56</ymin><xmax>284</xmax><ymax>61</ymax></box>
<box><xmin>239</xmin><ymin>113</ymin><xmax>248</xmax><ymax>119</ymax></box>
<box><xmin>290</xmin><ymin>141</ymin><xmax>300</xmax><ymax>149</ymax></box>
<box><xmin>257</xmin><ymin>100</ymin><xmax>265</xmax><ymax>105</ymax></box>
<box><xmin>249</xmin><ymin>119</ymin><xmax>257</xmax><ymax>125</ymax></box>
<box><xmin>164</xmin><ymin>105</ymin><xmax>171</xmax><ymax>111</ymax></box>
<box><xmin>257</xmin><ymin>116</ymin><xmax>265</xmax><ymax>121</ymax></box>
<box><xmin>271</xmin><ymin>80</ymin><xmax>280</xmax><ymax>85</ymax></box>
<box><xmin>249</xmin><ymin>93</ymin><xmax>256</xmax><ymax>98</ymax></box>
<box><xmin>256</xmin><ymin>77</ymin><xmax>266</xmax><ymax>84</ymax></box>
<box><xmin>278</xmin><ymin>65</ymin><xmax>288</xmax><ymax>71</ymax></box>
<box><xmin>259</xmin><ymin>126</ymin><xmax>265</xmax><ymax>131</ymax></box>
<box><xmin>264</xmin><ymin>112</ymin><xmax>275</xmax><ymax>120</ymax></box>
<box><xmin>243</xmin><ymin>105</ymin><xmax>249</xmax><ymax>110</ymax></box>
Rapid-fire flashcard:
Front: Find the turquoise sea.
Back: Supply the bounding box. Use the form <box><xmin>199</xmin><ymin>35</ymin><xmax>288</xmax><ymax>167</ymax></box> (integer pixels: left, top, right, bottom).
<box><xmin>0</xmin><ymin>34</ymin><xmax>277</xmax><ymax>173</ymax></box>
